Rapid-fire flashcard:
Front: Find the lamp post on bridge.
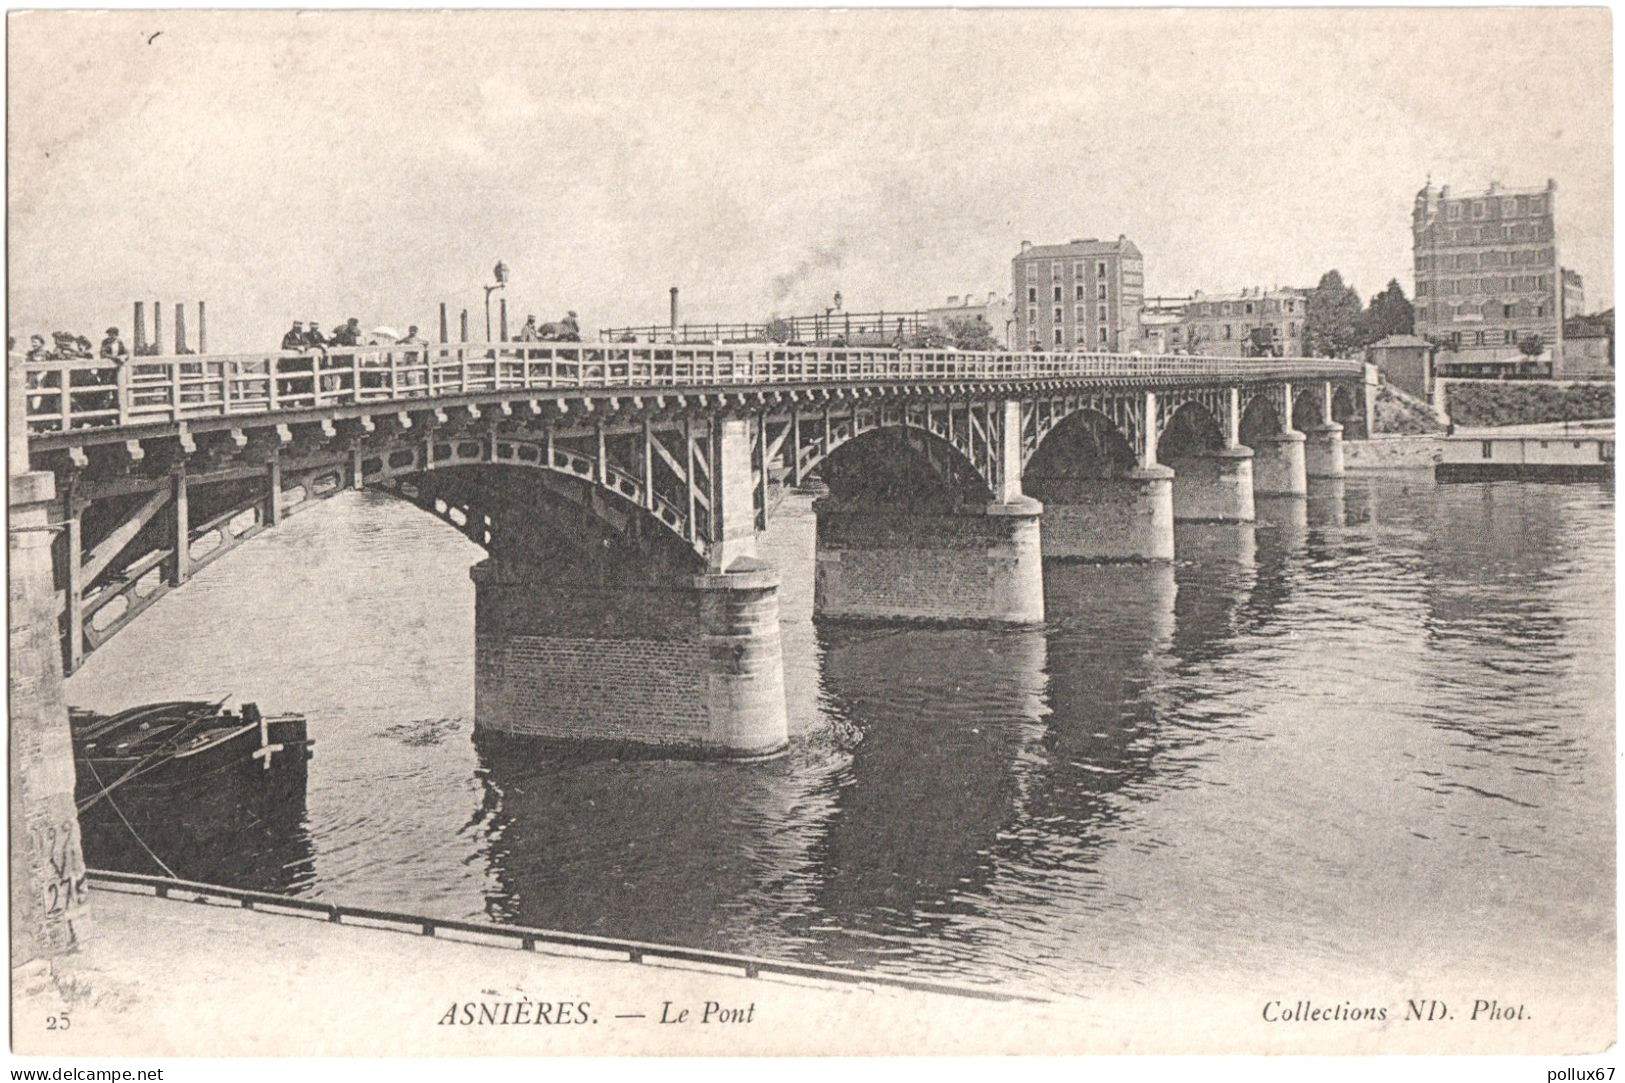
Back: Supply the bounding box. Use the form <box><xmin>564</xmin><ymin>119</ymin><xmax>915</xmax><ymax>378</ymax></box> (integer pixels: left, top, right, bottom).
<box><xmin>484</xmin><ymin>261</ymin><xmax>509</xmax><ymax>343</ymax></box>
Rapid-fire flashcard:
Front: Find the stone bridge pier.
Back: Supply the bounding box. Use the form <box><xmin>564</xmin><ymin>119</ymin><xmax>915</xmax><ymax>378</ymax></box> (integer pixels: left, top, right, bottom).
<box><xmin>812</xmin><ymin>402</ymin><xmax>1045</xmax><ymax>624</ymax></box>
<box><xmin>442</xmin><ymin>415</ymin><xmax>790</xmax><ymax>759</ymax></box>
<box><xmin>1023</xmin><ymin>395</ymin><xmax>1174</xmax><ymax>562</ymax></box>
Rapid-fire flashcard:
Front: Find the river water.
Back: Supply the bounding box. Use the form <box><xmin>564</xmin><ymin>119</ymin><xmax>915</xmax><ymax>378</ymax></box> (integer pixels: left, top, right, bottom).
<box><xmin>68</xmin><ymin>473</ymin><xmax>1614</xmax><ymax>1001</ymax></box>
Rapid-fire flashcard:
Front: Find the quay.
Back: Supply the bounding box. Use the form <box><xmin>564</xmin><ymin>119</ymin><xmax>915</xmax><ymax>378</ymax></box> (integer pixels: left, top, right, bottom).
<box><xmin>15</xmin><ymin>874</ymin><xmax>1063</xmax><ymax>1058</ymax></box>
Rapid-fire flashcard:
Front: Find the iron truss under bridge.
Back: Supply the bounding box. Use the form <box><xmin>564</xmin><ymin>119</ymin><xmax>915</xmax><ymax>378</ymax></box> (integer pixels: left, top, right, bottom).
<box><xmin>17</xmin><ymin>341</ymin><xmax>1366</xmax><ymax>673</ymax></box>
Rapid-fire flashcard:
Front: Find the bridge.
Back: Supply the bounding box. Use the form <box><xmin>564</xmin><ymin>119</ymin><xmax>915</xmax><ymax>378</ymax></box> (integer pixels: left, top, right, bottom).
<box><xmin>16</xmin><ymin>341</ymin><xmax>1368</xmax><ymax>759</ymax></box>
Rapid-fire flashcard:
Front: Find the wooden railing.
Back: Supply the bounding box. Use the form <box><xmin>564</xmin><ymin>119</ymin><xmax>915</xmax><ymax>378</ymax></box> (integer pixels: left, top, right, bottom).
<box><xmin>19</xmin><ymin>343</ymin><xmax>1365</xmax><ymax>434</ymax></box>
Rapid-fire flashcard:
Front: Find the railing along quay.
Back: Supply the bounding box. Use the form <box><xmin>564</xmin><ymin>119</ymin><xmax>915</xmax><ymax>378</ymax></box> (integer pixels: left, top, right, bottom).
<box><xmin>86</xmin><ymin>869</ymin><xmax>1047</xmax><ymax>1003</ymax></box>
<box><xmin>21</xmin><ymin>342</ymin><xmax>1365</xmax><ymax>435</ymax></box>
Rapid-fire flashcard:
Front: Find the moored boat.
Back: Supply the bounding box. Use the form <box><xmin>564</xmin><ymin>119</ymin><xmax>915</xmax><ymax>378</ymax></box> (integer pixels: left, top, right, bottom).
<box><xmin>71</xmin><ymin>700</ymin><xmax>313</xmax><ymax>814</ymax></box>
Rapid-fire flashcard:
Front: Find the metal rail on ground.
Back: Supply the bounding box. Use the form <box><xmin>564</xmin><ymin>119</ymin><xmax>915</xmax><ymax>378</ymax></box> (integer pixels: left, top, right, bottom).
<box><xmin>85</xmin><ymin>868</ymin><xmax>1048</xmax><ymax>1004</ymax></box>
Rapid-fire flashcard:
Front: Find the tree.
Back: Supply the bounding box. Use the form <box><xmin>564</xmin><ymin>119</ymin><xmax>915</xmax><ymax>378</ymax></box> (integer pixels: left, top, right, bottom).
<box><xmin>1518</xmin><ymin>333</ymin><xmax>1544</xmax><ymax>360</ymax></box>
<box><xmin>764</xmin><ymin>317</ymin><xmax>791</xmax><ymax>344</ymax></box>
<box><xmin>1303</xmin><ymin>270</ymin><xmax>1364</xmax><ymax>358</ymax></box>
<box><xmin>945</xmin><ymin>316</ymin><xmax>997</xmax><ymax>351</ymax></box>
<box><xmin>903</xmin><ymin>324</ymin><xmax>951</xmax><ymax>349</ymax></box>
<box><xmin>1359</xmin><ymin>279</ymin><xmax>1415</xmax><ymax>346</ymax></box>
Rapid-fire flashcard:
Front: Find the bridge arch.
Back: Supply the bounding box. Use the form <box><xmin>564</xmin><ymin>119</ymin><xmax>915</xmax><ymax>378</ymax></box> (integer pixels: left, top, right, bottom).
<box><xmin>1156</xmin><ymin>400</ymin><xmax>1225</xmax><ymax>463</ymax></box>
<box><xmin>1023</xmin><ymin>407</ymin><xmax>1139</xmax><ymax>481</ymax></box>
<box><xmin>1291</xmin><ymin>387</ymin><xmax>1328</xmax><ymax>431</ymax></box>
<box><xmin>815</xmin><ymin>423</ymin><xmax>993</xmax><ymax>510</ymax></box>
<box><xmin>1239</xmin><ymin>393</ymin><xmax>1285</xmax><ymax>444</ymax></box>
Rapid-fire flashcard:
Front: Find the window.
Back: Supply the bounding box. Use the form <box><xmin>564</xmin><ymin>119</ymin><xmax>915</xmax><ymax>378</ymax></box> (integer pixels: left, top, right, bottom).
<box><xmin>1220</xmin><ymin>303</ymin><xmax>1231</xmax><ymax>315</ymax></box>
<box><xmin>1503</xmin><ymin>304</ymin><xmax>1513</xmax><ymax>318</ymax></box>
<box><xmin>1481</xmin><ymin>441</ymin><xmax>1494</xmax><ymax>460</ymax></box>
<box><xmin>1244</xmin><ymin>302</ymin><xmax>1255</xmax><ymax>315</ymax></box>
<box><xmin>1531</xmin><ymin>196</ymin><xmax>1545</xmax><ymax>214</ymax></box>
<box><xmin>1053</xmin><ymin>306</ymin><xmax>1063</xmax><ymax>324</ymax></box>
<box><xmin>1052</xmin><ymin>262</ymin><xmax>1062</xmax><ymax>281</ymax></box>
<box><xmin>1026</xmin><ymin>263</ymin><xmax>1037</xmax><ymax>283</ymax></box>
<box><xmin>1504</xmin><ymin>330</ymin><xmax>1516</xmax><ymax>344</ymax></box>
<box><xmin>1474</xmin><ymin>331</ymin><xmax>1486</xmax><ymax>346</ymax></box>
<box><xmin>1053</xmin><ymin>285</ymin><xmax>1062</xmax><ymax>302</ymax></box>
<box><xmin>1472</xmin><ymin>201</ymin><xmax>1485</xmax><ymax>219</ymax></box>
<box><xmin>1223</xmin><ymin>324</ymin><xmax>1233</xmax><ymax>340</ymax></box>
<box><xmin>1027</xmin><ymin>286</ymin><xmax>1037</xmax><ymax>303</ymax></box>
<box><xmin>1098</xmin><ymin>284</ymin><xmax>1107</xmax><ymax>301</ymax></box>
<box><xmin>1504</xmin><ymin>198</ymin><xmax>1517</xmax><ymax>217</ymax></box>
<box><xmin>1053</xmin><ymin>327</ymin><xmax>1064</xmax><ymax>346</ymax></box>
<box><xmin>1075</xmin><ymin>304</ymin><xmax>1086</xmax><ymax>323</ymax></box>
<box><xmin>1447</xmin><ymin>203</ymin><xmax>1462</xmax><ymax>220</ymax></box>
<box><xmin>1097</xmin><ymin>261</ymin><xmax>1107</xmax><ymax>277</ymax></box>
<box><xmin>1027</xmin><ymin>306</ymin><xmax>1037</xmax><ymax>324</ymax></box>
<box><xmin>1075</xmin><ymin>284</ymin><xmax>1085</xmax><ymax>300</ymax></box>
<box><xmin>1289</xmin><ymin>321</ymin><xmax>1298</xmax><ymax>335</ymax></box>
<box><xmin>1536</xmin><ymin>305</ymin><xmax>1544</xmax><ymax>317</ymax></box>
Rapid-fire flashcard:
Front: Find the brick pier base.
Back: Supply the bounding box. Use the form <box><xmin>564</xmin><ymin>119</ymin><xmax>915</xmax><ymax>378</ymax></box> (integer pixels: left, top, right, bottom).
<box><xmin>1167</xmin><ymin>447</ymin><xmax>1255</xmax><ymax>522</ymax></box>
<box><xmin>471</xmin><ymin>558</ymin><xmax>788</xmax><ymax>759</ymax></box>
<box><xmin>1029</xmin><ymin>467</ymin><xmax>1175</xmax><ymax>562</ymax></box>
<box><xmin>812</xmin><ymin>497</ymin><xmax>1045</xmax><ymax>623</ymax></box>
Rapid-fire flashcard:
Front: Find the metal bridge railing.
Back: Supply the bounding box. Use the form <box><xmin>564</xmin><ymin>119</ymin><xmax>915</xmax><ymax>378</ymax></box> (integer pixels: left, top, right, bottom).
<box><xmin>19</xmin><ymin>343</ymin><xmax>1365</xmax><ymax>434</ymax></box>
<box><xmin>85</xmin><ymin>868</ymin><xmax>1044</xmax><ymax>1003</ymax></box>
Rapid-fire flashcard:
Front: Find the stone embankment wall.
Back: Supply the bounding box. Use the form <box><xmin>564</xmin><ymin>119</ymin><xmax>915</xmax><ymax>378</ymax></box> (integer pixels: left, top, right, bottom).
<box><xmin>1344</xmin><ymin>434</ymin><xmax>1441</xmax><ymax>470</ymax></box>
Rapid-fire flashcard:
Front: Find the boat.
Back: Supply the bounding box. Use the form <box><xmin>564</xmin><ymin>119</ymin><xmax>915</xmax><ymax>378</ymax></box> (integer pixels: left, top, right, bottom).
<box><xmin>71</xmin><ymin>700</ymin><xmax>313</xmax><ymax>814</ymax></box>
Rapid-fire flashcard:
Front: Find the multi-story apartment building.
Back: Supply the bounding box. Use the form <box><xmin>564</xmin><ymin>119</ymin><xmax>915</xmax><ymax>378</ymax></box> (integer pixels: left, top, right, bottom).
<box><xmin>1011</xmin><ymin>236</ymin><xmax>1144</xmax><ymax>352</ymax></box>
<box><xmin>1413</xmin><ymin>179</ymin><xmax>1567</xmax><ymax>365</ymax></box>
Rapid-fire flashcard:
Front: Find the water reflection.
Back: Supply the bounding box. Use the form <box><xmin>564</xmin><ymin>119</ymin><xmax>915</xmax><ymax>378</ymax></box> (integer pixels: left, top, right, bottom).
<box><xmin>60</xmin><ymin>479</ymin><xmax>1614</xmax><ymax>996</ymax></box>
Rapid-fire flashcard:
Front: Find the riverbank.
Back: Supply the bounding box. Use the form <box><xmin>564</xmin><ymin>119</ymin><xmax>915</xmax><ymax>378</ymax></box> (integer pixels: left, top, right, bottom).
<box><xmin>1344</xmin><ymin>434</ymin><xmax>1442</xmax><ymax>469</ymax></box>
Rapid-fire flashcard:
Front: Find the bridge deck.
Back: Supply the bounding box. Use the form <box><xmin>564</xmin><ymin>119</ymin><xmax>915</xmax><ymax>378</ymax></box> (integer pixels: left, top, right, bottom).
<box><xmin>21</xmin><ymin>343</ymin><xmax>1364</xmax><ymax>447</ymax></box>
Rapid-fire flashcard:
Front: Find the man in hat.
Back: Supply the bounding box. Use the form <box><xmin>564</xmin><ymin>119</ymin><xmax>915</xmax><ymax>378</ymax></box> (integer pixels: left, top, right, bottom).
<box><xmin>280</xmin><ymin>321</ymin><xmax>306</xmax><ymax>352</ymax></box>
<box><xmin>99</xmin><ymin>327</ymin><xmax>129</xmax><ymax>362</ymax></box>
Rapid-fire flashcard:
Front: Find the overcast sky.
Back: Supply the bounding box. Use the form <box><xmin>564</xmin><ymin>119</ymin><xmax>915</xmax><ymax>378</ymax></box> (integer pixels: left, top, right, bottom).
<box><xmin>8</xmin><ymin>9</ymin><xmax>1612</xmax><ymax>351</ymax></box>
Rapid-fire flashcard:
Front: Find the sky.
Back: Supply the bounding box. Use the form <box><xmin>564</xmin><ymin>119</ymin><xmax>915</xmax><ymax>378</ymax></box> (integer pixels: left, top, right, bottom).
<box><xmin>7</xmin><ymin>9</ymin><xmax>1613</xmax><ymax>352</ymax></box>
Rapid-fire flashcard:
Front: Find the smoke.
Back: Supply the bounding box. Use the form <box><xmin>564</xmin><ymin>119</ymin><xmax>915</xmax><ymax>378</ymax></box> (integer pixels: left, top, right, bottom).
<box><xmin>772</xmin><ymin>239</ymin><xmax>848</xmax><ymax>304</ymax></box>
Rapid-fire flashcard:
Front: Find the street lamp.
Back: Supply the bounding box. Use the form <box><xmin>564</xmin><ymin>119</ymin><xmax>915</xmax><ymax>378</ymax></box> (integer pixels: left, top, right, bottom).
<box><xmin>484</xmin><ymin>261</ymin><xmax>509</xmax><ymax>342</ymax></box>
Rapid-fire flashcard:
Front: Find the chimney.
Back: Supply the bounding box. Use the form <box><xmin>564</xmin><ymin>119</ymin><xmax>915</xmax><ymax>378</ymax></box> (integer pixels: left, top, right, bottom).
<box><xmin>669</xmin><ymin>286</ymin><xmax>679</xmax><ymax>337</ymax></box>
<box><xmin>198</xmin><ymin>301</ymin><xmax>207</xmax><ymax>353</ymax></box>
<box><xmin>1020</xmin><ymin>240</ymin><xmax>1032</xmax><ymax>254</ymax></box>
<box><xmin>439</xmin><ymin>302</ymin><xmax>449</xmax><ymax>344</ymax></box>
<box><xmin>153</xmin><ymin>302</ymin><xmax>162</xmax><ymax>356</ymax></box>
<box><xmin>134</xmin><ymin>302</ymin><xmax>146</xmax><ymax>353</ymax></box>
<box><xmin>946</xmin><ymin>295</ymin><xmax>959</xmax><ymax>306</ymax></box>
<box><xmin>174</xmin><ymin>302</ymin><xmax>187</xmax><ymax>354</ymax></box>
<box><xmin>988</xmin><ymin>292</ymin><xmax>998</xmax><ymax>304</ymax></box>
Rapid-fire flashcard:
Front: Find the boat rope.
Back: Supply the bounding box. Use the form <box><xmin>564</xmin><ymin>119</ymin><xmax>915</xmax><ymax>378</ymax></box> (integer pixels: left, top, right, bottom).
<box><xmin>75</xmin><ymin>698</ymin><xmax>230</xmax><ymax>814</ymax></box>
<box><xmin>82</xmin><ymin>754</ymin><xmax>180</xmax><ymax>880</ymax></box>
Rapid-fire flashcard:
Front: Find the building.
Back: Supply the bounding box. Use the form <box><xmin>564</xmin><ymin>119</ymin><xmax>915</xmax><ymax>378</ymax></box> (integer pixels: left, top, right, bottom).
<box><xmin>1011</xmin><ymin>236</ymin><xmax>1144</xmax><ymax>352</ymax></box>
<box><xmin>1563</xmin><ymin>268</ymin><xmax>1586</xmax><ymax>319</ymax></box>
<box><xmin>1168</xmin><ymin>287</ymin><xmax>1308</xmax><ymax>356</ymax></box>
<box><xmin>1562</xmin><ymin>308</ymin><xmax>1614</xmax><ymax>380</ymax></box>
<box><xmin>1138</xmin><ymin>296</ymin><xmax>1189</xmax><ymax>354</ymax></box>
<box><xmin>1366</xmin><ymin>333</ymin><xmax>1437</xmax><ymax>401</ymax></box>
<box><xmin>922</xmin><ymin>292</ymin><xmax>1013</xmax><ymax>348</ymax></box>
<box><xmin>1413</xmin><ymin>179</ymin><xmax>1567</xmax><ymax>367</ymax></box>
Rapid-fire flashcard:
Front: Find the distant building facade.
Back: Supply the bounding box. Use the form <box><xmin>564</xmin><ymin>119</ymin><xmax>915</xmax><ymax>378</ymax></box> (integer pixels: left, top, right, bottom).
<box><xmin>922</xmin><ymin>291</ymin><xmax>1013</xmax><ymax>348</ymax></box>
<box><xmin>1168</xmin><ymin>287</ymin><xmax>1308</xmax><ymax>356</ymax></box>
<box><xmin>1011</xmin><ymin>236</ymin><xmax>1144</xmax><ymax>352</ymax></box>
<box><xmin>1562</xmin><ymin>308</ymin><xmax>1614</xmax><ymax>380</ymax></box>
<box><xmin>1413</xmin><ymin>178</ymin><xmax>1567</xmax><ymax>366</ymax></box>
<box><xmin>1562</xmin><ymin>268</ymin><xmax>1586</xmax><ymax>319</ymax></box>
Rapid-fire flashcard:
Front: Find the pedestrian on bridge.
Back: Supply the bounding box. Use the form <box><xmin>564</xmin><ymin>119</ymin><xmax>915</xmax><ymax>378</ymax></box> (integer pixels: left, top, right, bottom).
<box><xmin>280</xmin><ymin>321</ymin><xmax>306</xmax><ymax>352</ymax></box>
<box><xmin>99</xmin><ymin>327</ymin><xmax>129</xmax><ymax>363</ymax></box>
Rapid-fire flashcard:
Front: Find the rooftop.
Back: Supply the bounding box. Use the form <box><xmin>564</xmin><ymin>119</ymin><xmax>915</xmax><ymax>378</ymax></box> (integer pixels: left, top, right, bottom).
<box><xmin>1016</xmin><ymin>235</ymin><xmax>1141</xmax><ymax>261</ymax></box>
